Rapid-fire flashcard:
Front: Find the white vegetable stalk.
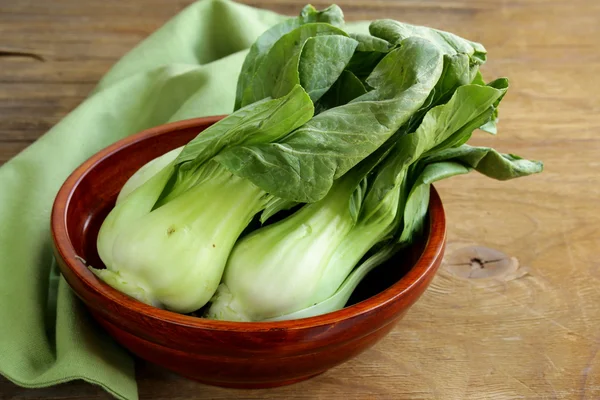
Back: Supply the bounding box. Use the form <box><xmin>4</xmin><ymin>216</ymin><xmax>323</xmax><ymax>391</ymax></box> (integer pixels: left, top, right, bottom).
<box><xmin>204</xmin><ymin>172</ymin><xmax>400</xmax><ymax>322</ymax></box>
<box><xmin>116</xmin><ymin>146</ymin><xmax>183</xmax><ymax>205</ymax></box>
<box><xmin>309</xmin><ymin>187</ymin><xmax>400</xmax><ymax>303</ymax></box>
<box><xmin>93</xmin><ymin>157</ymin><xmax>270</xmax><ymax>313</ymax></box>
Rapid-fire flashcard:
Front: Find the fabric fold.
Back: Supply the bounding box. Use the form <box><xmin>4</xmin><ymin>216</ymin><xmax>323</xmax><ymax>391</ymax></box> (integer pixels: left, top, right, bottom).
<box><xmin>0</xmin><ymin>1</ymin><xmax>288</xmax><ymax>399</ymax></box>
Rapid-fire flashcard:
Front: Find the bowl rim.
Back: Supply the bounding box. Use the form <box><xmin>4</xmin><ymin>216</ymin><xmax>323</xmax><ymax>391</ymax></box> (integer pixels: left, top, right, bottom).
<box><xmin>51</xmin><ymin>116</ymin><xmax>446</xmax><ymax>332</ymax></box>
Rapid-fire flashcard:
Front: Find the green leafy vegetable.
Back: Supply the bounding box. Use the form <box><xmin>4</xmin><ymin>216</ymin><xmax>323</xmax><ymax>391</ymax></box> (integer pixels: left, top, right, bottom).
<box><xmin>234</xmin><ymin>4</ymin><xmax>345</xmax><ymax>110</ymax></box>
<box><xmin>94</xmin><ymin>4</ymin><xmax>544</xmax><ymax>322</ymax></box>
<box><xmin>216</xmin><ymin>37</ymin><xmax>445</xmax><ymax>203</ymax></box>
<box><xmin>298</xmin><ymin>35</ymin><xmax>359</xmax><ymax>102</ymax></box>
<box><xmin>369</xmin><ymin>19</ymin><xmax>487</xmax><ymax>64</ymax></box>
<box><xmin>158</xmin><ymin>84</ymin><xmax>313</xmax><ymax>204</ymax></box>
<box><xmin>205</xmin><ymin>146</ymin><xmax>395</xmax><ymax>322</ymax></box>
<box><xmin>315</xmin><ymin>70</ymin><xmax>367</xmax><ymax>113</ymax></box>
<box><xmin>204</xmin><ymin>72</ymin><xmax>541</xmax><ymax>322</ymax></box>
<box><xmin>345</xmin><ymin>33</ymin><xmax>393</xmax><ymax>79</ymax></box>
<box><xmin>116</xmin><ymin>146</ymin><xmax>182</xmax><ymax>205</ymax></box>
<box><xmin>420</xmin><ymin>144</ymin><xmax>545</xmax><ymax>180</ymax></box>
<box><xmin>94</xmin><ymin>161</ymin><xmax>270</xmax><ymax>313</ymax></box>
<box><xmin>93</xmin><ymin>85</ymin><xmax>314</xmax><ymax>313</ymax></box>
<box><xmin>238</xmin><ymin>23</ymin><xmax>354</xmax><ymax>107</ymax></box>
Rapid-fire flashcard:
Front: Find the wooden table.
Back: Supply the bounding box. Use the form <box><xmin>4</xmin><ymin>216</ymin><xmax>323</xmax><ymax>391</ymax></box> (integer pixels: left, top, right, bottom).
<box><xmin>1</xmin><ymin>0</ymin><xmax>599</xmax><ymax>398</ymax></box>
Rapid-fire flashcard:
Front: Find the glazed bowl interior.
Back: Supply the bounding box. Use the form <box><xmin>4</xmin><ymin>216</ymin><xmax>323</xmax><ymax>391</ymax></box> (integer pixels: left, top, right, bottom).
<box><xmin>52</xmin><ymin>116</ymin><xmax>445</xmax><ymax>331</ymax></box>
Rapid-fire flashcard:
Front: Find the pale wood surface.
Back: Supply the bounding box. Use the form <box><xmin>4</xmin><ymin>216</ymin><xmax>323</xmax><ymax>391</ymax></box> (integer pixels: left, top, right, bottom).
<box><xmin>1</xmin><ymin>0</ymin><xmax>599</xmax><ymax>399</ymax></box>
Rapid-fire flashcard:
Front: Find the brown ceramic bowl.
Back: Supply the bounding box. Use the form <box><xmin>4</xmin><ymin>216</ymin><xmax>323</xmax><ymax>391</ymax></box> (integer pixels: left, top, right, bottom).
<box><xmin>51</xmin><ymin>116</ymin><xmax>447</xmax><ymax>389</ymax></box>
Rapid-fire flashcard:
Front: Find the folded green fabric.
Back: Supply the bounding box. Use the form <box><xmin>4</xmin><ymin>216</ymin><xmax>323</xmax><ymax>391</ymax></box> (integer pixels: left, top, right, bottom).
<box><xmin>0</xmin><ymin>1</ymin><xmax>369</xmax><ymax>399</ymax></box>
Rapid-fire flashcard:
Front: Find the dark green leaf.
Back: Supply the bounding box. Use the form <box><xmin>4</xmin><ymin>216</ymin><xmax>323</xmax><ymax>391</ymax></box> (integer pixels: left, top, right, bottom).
<box><xmin>350</xmin><ymin>33</ymin><xmax>393</xmax><ymax>52</ymax></box>
<box><xmin>158</xmin><ymin>85</ymin><xmax>313</xmax><ymax>204</ymax></box>
<box><xmin>432</xmin><ymin>54</ymin><xmax>472</xmax><ymax>105</ymax></box>
<box><xmin>234</xmin><ymin>4</ymin><xmax>345</xmax><ymax>110</ymax></box>
<box><xmin>398</xmin><ymin>161</ymin><xmax>470</xmax><ymax>243</ymax></box>
<box><xmin>421</xmin><ymin>144</ymin><xmax>544</xmax><ymax>181</ymax></box>
<box><xmin>298</xmin><ymin>35</ymin><xmax>359</xmax><ymax>102</ymax></box>
<box><xmin>398</xmin><ymin>147</ymin><xmax>544</xmax><ymax>243</ymax></box>
<box><xmin>216</xmin><ymin>37</ymin><xmax>445</xmax><ymax>203</ymax></box>
<box><xmin>316</xmin><ymin>70</ymin><xmax>367</xmax><ymax>112</ymax></box>
<box><xmin>345</xmin><ymin>52</ymin><xmax>387</xmax><ymax>80</ymax></box>
<box><xmin>345</xmin><ymin>33</ymin><xmax>393</xmax><ymax>79</ymax></box>
<box><xmin>403</xmin><ymin>53</ymin><xmax>473</xmax><ymax>134</ymax></box>
<box><xmin>239</xmin><ymin>23</ymin><xmax>351</xmax><ymax>108</ymax></box>
<box><xmin>176</xmin><ymin>85</ymin><xmax>313</xmax><ymax>165</ymax></box>
<box><xmin>361</xmin><ymin>82</ymin><xmax>508</xmax><ymax>215</ymax></box>
<box><xmin>369</xmin><ymin>19</ymin><xmax>487</xmax><ymax>64</ymax></box>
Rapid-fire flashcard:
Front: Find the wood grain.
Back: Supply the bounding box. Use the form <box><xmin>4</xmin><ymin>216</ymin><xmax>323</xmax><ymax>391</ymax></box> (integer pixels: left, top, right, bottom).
<box><xmin>1</xmin><ymin>0</ymin><xmax>599</xmax><ymax>399</ymax></box>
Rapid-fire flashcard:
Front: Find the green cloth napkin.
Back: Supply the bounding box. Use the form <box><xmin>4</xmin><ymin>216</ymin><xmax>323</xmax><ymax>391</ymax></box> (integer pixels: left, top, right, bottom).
<box><xmin>0</xmin><ymin>1</ymin><xmax>369</xmax><ymax>399</ymax></box>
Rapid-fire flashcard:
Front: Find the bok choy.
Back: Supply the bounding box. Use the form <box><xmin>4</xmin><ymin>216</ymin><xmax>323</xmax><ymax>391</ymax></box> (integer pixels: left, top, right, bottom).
<box><xmin>204</xmin><ymin>79</ymin><xmax>542</xmax><ymax>322</ymax></box>
<box><xmin>93</xmin><ymin>3</ymin><xmax>543</xmax><ymax>319</ymax></box>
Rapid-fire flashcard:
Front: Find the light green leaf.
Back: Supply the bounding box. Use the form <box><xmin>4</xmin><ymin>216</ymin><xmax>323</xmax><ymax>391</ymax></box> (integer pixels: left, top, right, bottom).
<box><xmin>426</xmin><ymin>78</ymin><xmax>508</xmax><ymax>153</ymax></box>
<box><xmin>471</xmin><ymin>70</ymin><xmax>486</xmax><ymax>86</ymax></box>
<box><xmin>260</xmin><ymin>197</ymin><xmax>299</xmax><ymax>224</ymax></box>
<box><xmin>479</xmin><ymin>119</ymin><xmax>497</xmax><ymax>134</ymax></box>
<box><xmin>479</xmin><ymin>77</ymin><xmax>509</xmax><ymax>135</ymax></box>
